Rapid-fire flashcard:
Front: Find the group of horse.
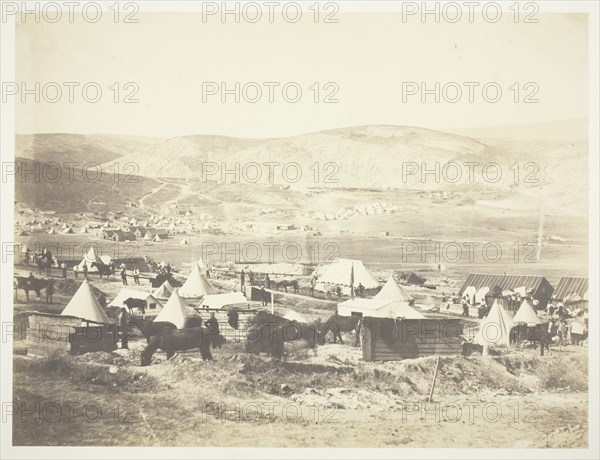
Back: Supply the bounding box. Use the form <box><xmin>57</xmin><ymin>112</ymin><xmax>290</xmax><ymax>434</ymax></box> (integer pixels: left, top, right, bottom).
<box><xmin>14</xmin><ymin>276</ymin><xmax>54</xmax><ymax>302</ymax></box>
<box><xmin>135</xmin><ymin>310</ymin><xmax>363</xmax><ymax>366</ymax></box>
<box><xmin>508</xmin><ymin>319</ymin><xmax>587</xmax><ymax>355</ymax></box>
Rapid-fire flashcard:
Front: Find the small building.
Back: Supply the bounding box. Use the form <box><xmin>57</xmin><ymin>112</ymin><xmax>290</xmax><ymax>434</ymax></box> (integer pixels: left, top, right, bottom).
<box><xmin>361</xmin><ymin>318</ymin><xmax>464</xmax><ymax>361</ymax></box>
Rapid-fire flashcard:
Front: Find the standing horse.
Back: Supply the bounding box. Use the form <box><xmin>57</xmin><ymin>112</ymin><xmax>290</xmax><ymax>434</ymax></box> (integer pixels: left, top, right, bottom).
<box><xmin>246</xmin><ymin>323</ymin><xmax>285</xmax><ymax>358</ymax></box>
<box><xmin>123</xmin><ymin>298</ymin><xmax>146</xmax><ymax>316</ymax></box>
<box><xmin>128</xmin><ymin>316</ymin><xmax>177</xmax><ymax>344</ymax></box>
<box><xmin>228</xmin><ymin>309</ymin><xmax>318</xmax><ymax>348</ymax></box>
<box><xmin>274</xmin><ymin>279</ymin><xmax>299</xmax><ymax>294</ymax></box>
<box><xmin>14</xmin><ymin>277</ymin><xmax>52</xmax><ymax>302</ymax></box>
<box><xmin>90</xmin><ymin>262</ymin><xmax>112</xmax><ymax>279</ymax></box>
<box><xmin>36</xmin><ymin>257</ymin><xmax>52</xmax><ymax>276</ymax></box>
<box><xmin>317</xmin><ymin>314</ymin><xmax>362</xmax><ymax>346</ymax></box>
<box><xmin>510</xmin><ymin>322</ymin><xmax>554</xmax><ymax>356</ymax></box>
<box><xmin>140</xmin><ymin>327</ymin><xmax>213</xmax><ymax>365</ymax></box>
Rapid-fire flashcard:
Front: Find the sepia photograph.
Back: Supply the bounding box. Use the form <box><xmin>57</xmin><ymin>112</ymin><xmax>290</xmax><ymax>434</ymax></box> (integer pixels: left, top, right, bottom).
<box><xmin>0</xmin><ymin>1</ymin><xmax>598</xmax><ymax>458</ymax></box>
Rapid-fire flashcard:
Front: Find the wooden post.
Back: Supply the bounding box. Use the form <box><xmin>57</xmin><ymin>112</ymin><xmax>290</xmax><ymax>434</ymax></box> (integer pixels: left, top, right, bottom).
<box><xmin>482</xmin><ymin>344</ymin><xmax>490</xmax><ymax>357</ymax></box>
<box><xmin>428</xmin><ymin>356</ymin><xmax>441</xmax><ymax>402</ymax></box>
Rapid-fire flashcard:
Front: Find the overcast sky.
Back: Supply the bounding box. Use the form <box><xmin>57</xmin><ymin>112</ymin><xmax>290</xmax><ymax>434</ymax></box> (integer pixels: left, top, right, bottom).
<box><xmin>15</xmin><ymin>9</ymin><xmax>588</xmax><ymax>138</ymax></box>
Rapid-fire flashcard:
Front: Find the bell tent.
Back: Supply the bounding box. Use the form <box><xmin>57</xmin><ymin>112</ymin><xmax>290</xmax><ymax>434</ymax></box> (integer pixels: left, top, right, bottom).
<box><xmin>178</xmin><ymin>263</ymin><xmax>216</xmax><ymax>298</ymax></box>
<box><xmin>60</xmin><ymin>280</ymin><xmax>111</xmax><ymax>324</ymax></box>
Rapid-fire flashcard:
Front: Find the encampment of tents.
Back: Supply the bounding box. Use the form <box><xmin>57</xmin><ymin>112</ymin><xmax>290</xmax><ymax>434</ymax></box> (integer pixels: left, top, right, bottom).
<box><xmin>60</xmin><ymin>280</ymin><xmax>111</xmax><ymax>324</ymax></box>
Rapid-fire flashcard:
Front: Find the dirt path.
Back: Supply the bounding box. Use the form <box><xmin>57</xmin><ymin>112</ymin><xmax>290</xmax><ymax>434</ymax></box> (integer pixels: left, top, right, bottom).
<box><xmin>138</xmin><ymin>179</ymin><xmax>168</xmax><ymax>212</ymax></box>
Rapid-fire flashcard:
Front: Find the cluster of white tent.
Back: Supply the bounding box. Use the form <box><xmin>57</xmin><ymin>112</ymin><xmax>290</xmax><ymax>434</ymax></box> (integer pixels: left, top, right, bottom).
<box><xmin>58</xmin><ymin>260</ymin><xmax>249</xmax><ymax>331</ymax></box>
<box><xmin>473</xmin><ymin>298</ymin><xmax>542</xmax><ymax>348</ymax></box>
<box><xmin>56</xmin><ymin>254</ymin><xmax>548</xmax><ymax>351</ymax></box>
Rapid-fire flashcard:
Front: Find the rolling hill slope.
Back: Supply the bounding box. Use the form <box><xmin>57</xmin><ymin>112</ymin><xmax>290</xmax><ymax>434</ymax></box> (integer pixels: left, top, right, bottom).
<box><xmin>16</xmin><ymin>133</ymin><xmax>162</xmax><ymax>165</ymax></box>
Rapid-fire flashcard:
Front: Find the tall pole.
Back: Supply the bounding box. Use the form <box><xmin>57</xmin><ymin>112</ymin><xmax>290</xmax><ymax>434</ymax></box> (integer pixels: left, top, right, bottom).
<box><xmin>536</xmin><ymin>207</ymin><xmax>544</xmax><ymax>263</ymax></box>
<box><xmin>350</xmin><ymin>262</ymin><xmax>355</xmax><ymax>299</ymax></box>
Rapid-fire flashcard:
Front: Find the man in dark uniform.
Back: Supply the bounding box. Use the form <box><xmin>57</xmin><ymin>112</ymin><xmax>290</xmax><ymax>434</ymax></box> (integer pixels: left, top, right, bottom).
<box><xmin>261</xmin><ymin>286</ymin><xmax>267</xmax><ymax>307</ymax></box>
<box><xmin>205</xmin><ymin>312</ymin><xmax>221</xmax><ymax>349</ymax></box>
<box><xmin>117</xmin><ymin>308</ymin><xmax>130</xmax><ymax>349</ymax></box>
<box><xmin>45</xmin><ymin>281</ymin><xmax>54</xmax><ymax>304</ymax></box>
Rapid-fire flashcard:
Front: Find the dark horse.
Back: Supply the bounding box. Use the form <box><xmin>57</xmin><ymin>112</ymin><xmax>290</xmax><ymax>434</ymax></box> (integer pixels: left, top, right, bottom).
<box><xmin>151</xmin><ymin>272</ymin><xmax>182</xmax><ymax>288</ymax></box>
<box><xmin>318</xmin><ymin>314</ymin><xmax>362</xmax><ymax>346</ymax></box>
<box><xmin>236</xmin><ymin>310</ymin><xmax>318</xmax><ymax>348</ymax></box>
<box><xmin>273</xmin><ymin>279</ymin><xmax>299</xmax><ymax>294</ymax></box>
<box><xmin>510</xmin><ymin>322</ymin><xmax>554</xmax><ymax>356</ymax></box>
<box><xmin>129</xmin><ymin>315</ymin><xmax>202</xmax><ymax>344</ymax></box>
<box><xmin>36</xmin><ymin>257</ymin><xmax>53</xmax><ymax>276</ymax></box>
<box><xmin>245</xmin><ymin>323</ymin><xmax>285</xmax><ymax>359</ymax></box>
<box><xmin>14</xmin><ymin>276</ymin><xmax>53</xmax><ymax>302</ymax></box>
<box><xmin>90</xmin><ymin>262</ymin><xmax>112</xmax><ymax>279</ymax></box>
<box><xmin>123</xmin><ymin>298</ymin><xmax>146</xmax><ymax>316</ymax></box>
<box><xmin>140</xmin><ymin>327</ymin><xmax>213</xmax><ymax>366</ymax></box>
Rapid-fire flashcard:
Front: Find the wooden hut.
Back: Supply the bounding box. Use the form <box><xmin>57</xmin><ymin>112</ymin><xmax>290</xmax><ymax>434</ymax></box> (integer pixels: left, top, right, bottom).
<box><xmin>26</xmin><ymin>312</ymin><xmax>117</xmax><ymax>356</ymax></box>
<box><xmin>361</xmin><ymin>318</ymin><xmax>464</xmax><ymax>362</ymax></box>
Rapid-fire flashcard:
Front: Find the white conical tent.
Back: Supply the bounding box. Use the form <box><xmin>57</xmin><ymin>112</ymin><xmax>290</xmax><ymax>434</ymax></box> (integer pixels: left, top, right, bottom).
<box><xmin>316</xmin><ymin>259</ymin><xmax>379</xmax><ymax>295</ymax></box>
<box><xmin>513</xmin><ymin>299</ymin><xmax>543</xmax><ymax>325</ymax></box>
<box><xmin>152</xmin><ymin>280</ymin><xmax>174</xmax><ymax>299</ymax></box>
<box><xmin>473</xmin><ymin>300</ymin><xmax>514</xmax><ymax>348</ymax></box>
<box><xmin>179</xmin><ymin>263</ymin><xmax>216</xmax><ymax>298</ymax></box>
<box><xmin>374</xmin><ymin>276</ymin><xmax>413</xmax><ymax>302</ymax></box>
<box><xmin>61</xmin><ymin>280</ymin><xmax>111</xmax><ymax>324</ymax></box>
<box><xmin>47</xmin><ymin>228</ymin><xmax>56</xmax><ymax>234</ymax></box>
<box><xmin>153</xmin><ymin>289</ymin><xmax>191</xmax><ymax>328</ymax></box>
<box><xmin>77</xmin><ymin>246</ymin><xmax>103</xmax><ymax>272</ymax></box>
